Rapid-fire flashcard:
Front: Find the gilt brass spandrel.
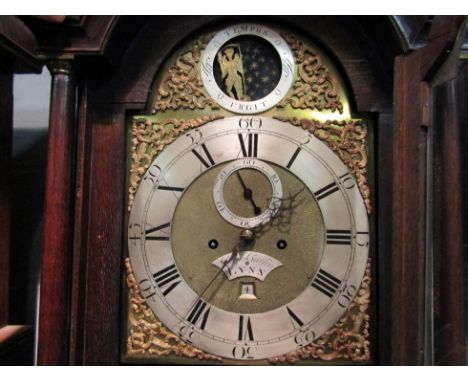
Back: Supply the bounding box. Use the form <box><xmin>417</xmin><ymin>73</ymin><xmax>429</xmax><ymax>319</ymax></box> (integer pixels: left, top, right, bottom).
<box><xmin>150</xmin><ymin>33</ymin><xmax>220</xmax><ymax>114</ymax></box>
<box><xmin>127</xmin><ymin>115</ymin><xmax>223</xmax><ymax>211</ymax></box>
<box><xmin>125</xmin><ymin>258</ymin><xmax>223</xmax><ymax>363</ymax></box>
<box><xmin>276</xmin><ymin>33</ymin><xmax>347</xmax><ymax>116</ymax></box>
<box><xmin>274</xmin><ymin>116</ymin><xmax>372</xmax><ymax>214</ymax></box>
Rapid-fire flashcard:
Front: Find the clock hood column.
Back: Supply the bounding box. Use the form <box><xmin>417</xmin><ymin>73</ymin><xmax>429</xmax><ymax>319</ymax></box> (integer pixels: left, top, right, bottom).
<box><xmin>37</xmin><ymin>60</ymin><xmax>76</xmax><ymax>365</ymax></box>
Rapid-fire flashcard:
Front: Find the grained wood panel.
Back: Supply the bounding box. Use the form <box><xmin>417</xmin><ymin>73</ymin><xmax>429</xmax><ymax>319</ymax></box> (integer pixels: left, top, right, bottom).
<box><xmin>81</xmin><ymin>105</ymin><xmax>126</xmax><ymax>365</ymax></box>
<box><xmin>391</xmin><ymin>53</ymin><xmax>427</xmax><ymax>365</ymax></box>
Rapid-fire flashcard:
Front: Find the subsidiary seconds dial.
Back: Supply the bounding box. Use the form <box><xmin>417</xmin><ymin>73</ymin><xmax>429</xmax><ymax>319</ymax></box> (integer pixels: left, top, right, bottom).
<box><xmin>213</xmin><ymin>158</ymin><xmax>283</xmax><ymax>228</ymax></box>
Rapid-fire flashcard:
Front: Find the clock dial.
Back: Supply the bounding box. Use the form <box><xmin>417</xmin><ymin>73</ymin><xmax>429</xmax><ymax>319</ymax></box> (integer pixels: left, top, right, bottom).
<box><xmin>128</xmin><ymin>116</ymin><xmax>369</xmax><ymax>360</ymax></box>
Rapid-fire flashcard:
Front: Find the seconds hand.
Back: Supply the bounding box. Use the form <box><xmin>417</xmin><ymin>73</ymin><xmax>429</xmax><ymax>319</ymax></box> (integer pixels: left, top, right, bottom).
<box><xmin>236</xmin><ymin>171</ymin><xmax>261</xmax><ymax>216</ymax></box>
<box><xmin>181</xmin><ymin>242</ymin><xmax>243</xmax><ymax>322</ymax></box>
<box><xmin>181</xmin><ymin>229</ymin><xmax>256</xmax><ymax>323</ymax></box>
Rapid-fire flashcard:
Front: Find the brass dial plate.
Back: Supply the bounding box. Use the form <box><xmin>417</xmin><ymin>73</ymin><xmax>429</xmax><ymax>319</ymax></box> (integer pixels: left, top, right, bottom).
<box><xmin>127</xmin><ymin>116</ymin><xmax>369</xmax><ymax>360</ymax></box>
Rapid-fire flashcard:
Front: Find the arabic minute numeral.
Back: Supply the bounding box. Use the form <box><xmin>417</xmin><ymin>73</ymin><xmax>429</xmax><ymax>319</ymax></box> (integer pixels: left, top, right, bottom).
<box><xmin>338</xmin><ymin>284</ymin><xmax>358</xmax><ymax>308</ymax></box>
<box><xmin>238</xmin><ymin>117</ymin><xmax>262</xmax><ymax>129</ymax></box>
<box><xmin>232</xmin><ymin>345</ymin><xmax>257</xmax><ymax>359</ymax></box>
<box><xmin>339</xmin><ymin>172</ymin><xmax>356</xmax><ymax>189</ymax></box>
<box><xmin>138</xmin><ymin>279</ymin><xmax>156</xmax><ymax>301</ymax></box>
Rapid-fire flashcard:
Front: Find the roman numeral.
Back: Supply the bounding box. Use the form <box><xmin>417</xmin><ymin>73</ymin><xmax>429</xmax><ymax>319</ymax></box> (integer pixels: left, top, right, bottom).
<box><xmin>314</xmin><ymin>181</ymin><xmax>339</xmax><ymax>201</ymax></box>
<box><xmin>153</xmin><ymin>264</ymin><xmax>182</xmax><ymax>297</ymax></box>
<box><xmin>158</xmin><ymin>185</ymin><xmax>185</xmax><ymax>192</ymax></box>
<box><xmin>238</xmin><ymin>133</ymin><xmax>258</xmax><ymax>157</ymax></box>
<box><xmin>238</xmin><ymin>315</ymin><xmax>254</xmax><ymax>341</ymax></box>
<box><xmin>186</xmin><ymin>299</ymin><xmax>211</xmax><ymax>330</ymax></box>
<box><xmin>286</xmin><ymin>307</ymin><xmax>304</xmax><ymax>329</ymax></box>
<box><xmin>192</xmin><ymin>143</ymin><xmax>215</xmax><ymax>169</ymax></box>
<box><xmin>311</xmin><ymin>268</ymin><xmax>341</xmax><ymax>298</ymax></box>
<box><xmin>326</xmin><ymin>229</ymin><xmax>352</xmax><ymax>245</ymax></box>
<box><xmin>145</xmin><ymin>222</ymin><xmax>170</xmax><ymax>241</ymax></box>
<box><xmin>286</xmin><ymin>147</ymin><xmax>301</xmax><ymax>169</ymax></box>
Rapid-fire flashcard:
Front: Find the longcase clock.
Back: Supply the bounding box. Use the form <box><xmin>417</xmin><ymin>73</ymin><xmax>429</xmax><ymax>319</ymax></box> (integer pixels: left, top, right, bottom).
<box><xmin>36</xmin><ymin>16</ymin><xmax>465</xmax><ymax>366</ymax></box>
<box><xmin>123</xmin><ymin>23</ymin><xmax>373</xmax><ymax>365</ymax></box>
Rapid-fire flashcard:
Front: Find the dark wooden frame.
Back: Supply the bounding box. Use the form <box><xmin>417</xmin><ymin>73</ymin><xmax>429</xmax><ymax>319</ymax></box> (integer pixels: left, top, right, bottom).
<box><xmin>390</xmin><ymin>17</ymin><xmax>465</xmax><ymax>365</ymax></box>
<box><xmin>33</xmin><ymin>15</ymin><xmax>466</xmax><ymax>365</ymax></box>
<box><xmin>0</xmin><ymin>72</ymin><xmax>13</xmax><ymax>331</ymax></box>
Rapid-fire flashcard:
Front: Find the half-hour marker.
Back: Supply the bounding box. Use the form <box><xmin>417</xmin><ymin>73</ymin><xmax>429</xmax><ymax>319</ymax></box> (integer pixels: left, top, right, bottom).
<box><xmin>153</xmin><ymin>264</ymin><xmax>182</xmax><ymax>297</ymax></box>
<box><xmin>145</xmin><ymin>222</ymin><xmax>170</xmax><ymax>241</ymax></box>
<box><xmin>186</xmin><ymin>299</ymin><xmax>211</xmax><ymax>330</ymax></box>
<box><xmin>326</xmin><ymin>229</ymin><xmax>352</xmax><ymax>245</ymax></box>
<box><xmin>158</xmin><ymin>185</ymin><xmax>185</xmax><ymax>192</ymax></box>
<box><xmin>314</xmin><ymin>181</ymin><xmax>339</xmax><ymax>201</ymax></box>
<box><xmin>238</xmin><ymin>133</ymin><xmax>258</xmax><ymax>157</ymax></box>
<box><xmin>238</xmin><ymin>315</ymin><xmax>254</xmax><ymax>341</ymax></box>
<box><xmin>286</xmin><ymin>307</ymin><xmax>304</xmax><ymax>329</ymax></box>
<box><xmin>192</xmin><ymin>143</ymin><xmax>215</xmax><ymax>169</ymax></box>
<box><xmin>286</xmin><ymin>147</ymin><xmax>301</xmax><ymax>169</ymax></box>
<box><xmin>311</xmin><ymin>268</ymin><xmax>341</xmax><ymax>298</ymax></box>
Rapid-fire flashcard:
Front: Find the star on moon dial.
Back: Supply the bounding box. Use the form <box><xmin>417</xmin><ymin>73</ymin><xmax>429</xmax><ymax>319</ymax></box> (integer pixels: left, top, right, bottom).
<box><xmin>127</xmin><ymin>116</ymin><xmax>370</xmax><ymax>361</ymax></box>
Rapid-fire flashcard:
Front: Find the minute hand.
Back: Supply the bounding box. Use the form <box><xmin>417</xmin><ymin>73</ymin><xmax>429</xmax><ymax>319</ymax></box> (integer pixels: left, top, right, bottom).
<box><xmin>236</xmin><ymin>172</ymin><xmax>261</xmax><ymax>216</ymax></box>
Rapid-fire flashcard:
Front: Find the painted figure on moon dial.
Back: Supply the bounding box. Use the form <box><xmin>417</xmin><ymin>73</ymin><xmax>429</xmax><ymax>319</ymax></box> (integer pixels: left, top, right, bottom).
<box><xmin>125</xmin><ymin>23</ymin><xmax>372</xmax><ymax>364</ymax></box>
